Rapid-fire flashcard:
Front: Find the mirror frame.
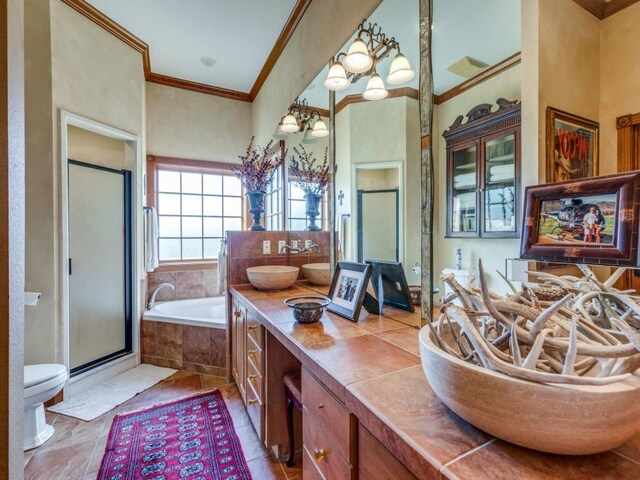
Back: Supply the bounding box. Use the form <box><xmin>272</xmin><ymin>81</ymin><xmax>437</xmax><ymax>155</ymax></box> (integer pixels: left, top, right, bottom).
<box><xmin>327</xmin><ymin>0</ymin><xmax>434</xmax><ymax>327</ymax></box>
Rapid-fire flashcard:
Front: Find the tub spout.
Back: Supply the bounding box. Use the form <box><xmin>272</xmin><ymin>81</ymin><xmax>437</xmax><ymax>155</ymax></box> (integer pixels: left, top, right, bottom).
<box><xmin>147</xmin><ymin>283</ymin><xmax>175</xmax><ymax>310</ymax></box>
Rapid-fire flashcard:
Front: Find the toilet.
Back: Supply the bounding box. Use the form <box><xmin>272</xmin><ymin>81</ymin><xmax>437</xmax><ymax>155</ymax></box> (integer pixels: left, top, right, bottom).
<box><xmin>23</xmin><ymin>364</ymin><xmax>68</xmax><ymax>451</ymax></box>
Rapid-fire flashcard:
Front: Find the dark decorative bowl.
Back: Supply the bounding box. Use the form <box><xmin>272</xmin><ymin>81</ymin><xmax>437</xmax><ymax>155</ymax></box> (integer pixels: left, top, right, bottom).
<box><xmin>284</xmin><ymin>296</ymin><xmax>330</xmax><ymax>324</ymax></box>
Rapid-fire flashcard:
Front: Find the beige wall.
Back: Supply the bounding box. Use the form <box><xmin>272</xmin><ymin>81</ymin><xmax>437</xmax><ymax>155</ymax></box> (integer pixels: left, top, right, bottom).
<box><xmin>600</xmin><ymin>2</ymin><xmax>640</xmax><ymax>172</ymax></box>
<box><xmin>335</xmin><ymin>96</ymin><xmax>421</xmax><ymax>284</ymax></box>
<box><xmin>146</xmin><ymin>82</ymin><xmax>252</xmax><ymax>162</ymax></box>
<box><xmin>252</xmin><ymin>0</ymin><xmax>383</xmax><ymax>144</ymax></box>
<box><xmin>25</xmin><ymin>0</ymin><xmax>145</xmax><ymax>364</ymax></box>
<box><xmin>538</xmin><ymin>0</ymin><xmax>601</xmax><ymax>182</ymax></box>
<box><xmin>5</xmin><ymin>0</ymin><xmax>26</xmax><ymax>475</ymax></box>
<box><xmin>433</xmin><ymin>65</ymin><xmax>522</xmax><ymax>294</ymax></box>
<box><xmin>67</xmin><ymin>126</ymin><xmax>128</xmax><ymax>169</ymax></box>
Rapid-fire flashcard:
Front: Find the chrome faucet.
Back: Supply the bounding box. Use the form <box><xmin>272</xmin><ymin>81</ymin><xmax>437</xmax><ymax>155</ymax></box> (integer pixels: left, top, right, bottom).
<box><xmin>279</xmin><ymin>244</ymin><xmax>300</xmax><ymax>255</ymax></box>
<box><xmin>304</xmin><ymin>243</ymin><xmax>320</xmax><ymax>254</ymax></box>
<box><xmin>147</xmin><ymin>283</ymin><xmax>174</xmax><ymax>310</ymax></box>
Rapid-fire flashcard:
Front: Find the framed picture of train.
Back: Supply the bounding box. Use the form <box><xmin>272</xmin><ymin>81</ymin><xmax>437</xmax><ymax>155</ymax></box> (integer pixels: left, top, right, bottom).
<box><xmin>520</xmin><ymin>171</ymin><xmax>640</xmax><ymax>266</ymax></box>
<box><xmin>545</xmin><ymin>107</ymin><xmax>599</xmax><ymax>183</ymax></box>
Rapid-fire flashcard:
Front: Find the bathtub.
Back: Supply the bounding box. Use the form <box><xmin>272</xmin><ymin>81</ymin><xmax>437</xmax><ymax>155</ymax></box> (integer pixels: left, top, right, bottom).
<box><xmin>142</xmin><ymin>297</ymin><xmax>226</xmax><ymax>329</ymax></box>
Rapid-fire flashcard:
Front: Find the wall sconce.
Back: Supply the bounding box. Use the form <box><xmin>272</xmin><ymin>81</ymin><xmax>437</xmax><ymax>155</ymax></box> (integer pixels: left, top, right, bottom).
<box><xmin>276</xmin><ymin>97</ymin><xmax>330</xmax><ymax>140</ymax></box>
<box><xmin>324</xmin><ymin>19</ymin><xmax>415</xmax><ymax>101</ymax></box>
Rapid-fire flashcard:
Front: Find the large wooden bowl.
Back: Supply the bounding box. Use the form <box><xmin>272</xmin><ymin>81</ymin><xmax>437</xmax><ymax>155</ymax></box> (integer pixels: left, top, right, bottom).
<box><xmin>418</xmin><ymin>326</ymin><xmax>640</xmax><ymax>455</ymax></box>
<box><xmin>247</xmin><ymin>266</ymin><xmax>299</xmax><ymax>290</ymax></box>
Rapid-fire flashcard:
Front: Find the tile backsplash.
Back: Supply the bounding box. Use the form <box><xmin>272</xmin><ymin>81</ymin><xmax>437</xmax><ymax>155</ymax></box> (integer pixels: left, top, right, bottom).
<box><xmin>146</xmin><ymin>268</ymin><xmax>218</xmax><ymax>303</ymax></box>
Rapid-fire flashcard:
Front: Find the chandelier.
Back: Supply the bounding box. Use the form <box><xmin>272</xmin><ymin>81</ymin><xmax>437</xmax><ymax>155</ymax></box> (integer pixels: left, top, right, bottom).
<box><xmin>323</xmin><ymin>19</ymin><xmax>415</xmax><ymax>100</ymax></box>
<box><xmin>275</xmin><ymin>97</ymin><xmax>329</xmax><ymax>143</ymax></box>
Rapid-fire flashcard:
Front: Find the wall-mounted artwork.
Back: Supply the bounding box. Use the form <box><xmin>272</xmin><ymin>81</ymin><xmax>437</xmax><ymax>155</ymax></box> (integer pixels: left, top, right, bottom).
<box><xmin>520</xmin><ymin>172</ymin><xmax>640</xmax><ymax>266</ymax></box>
<box><xmin>545</xmin><ymin>107</ymin><xmax>599</xmax><ymax>183</ymax></box>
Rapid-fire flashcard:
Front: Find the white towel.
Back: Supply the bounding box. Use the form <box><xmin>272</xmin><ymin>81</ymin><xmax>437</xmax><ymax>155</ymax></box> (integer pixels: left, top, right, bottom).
<box><xmin>216</xmin><ymin>239</ymin><xmax>227</xmax><ymax>295</ymax></box>
<box><xmin>454</xmin><ymin>172</ymin><xmax>476</xmax><ymax>188</ymax></box>
<box><xmin>489</xmin><ymin>172</ymin><xmax>515</xmax><ymax>183</ymax></box>
<box><xmin>144</xmin><ymin>207</ymin><xmax>159</xmax><ymax>272</ymax></box>
<box><xmin>489</xmin><ymin>164</ymin><xmax>515</xmax><ymax>176</ymax></box>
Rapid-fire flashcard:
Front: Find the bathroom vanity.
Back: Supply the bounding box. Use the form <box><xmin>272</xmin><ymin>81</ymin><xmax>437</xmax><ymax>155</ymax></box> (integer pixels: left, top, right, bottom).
<box><xmin>228</xmin><ymin>283</ymin><xmax>640</xmax><ymax>479</ymax></box>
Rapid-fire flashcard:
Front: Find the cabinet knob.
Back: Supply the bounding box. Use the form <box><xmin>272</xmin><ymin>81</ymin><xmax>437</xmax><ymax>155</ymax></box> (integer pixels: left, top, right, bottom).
<box><xmin>248</xmin><ymin>349</ymin><xmax>256</xmax><ymax>356</ymax></box>
<box><xmin>248</xmin><ymin>374</ymin><xmax>257</xmax><ymax>381</ymax></box>
<box><xmin>247</xmin><ymin>399</ymin><xmax>258</xmax><ymax>406</ymax></box>
<box><xmin>314</xmin><ymin>448</ymin><xmax>326</xmax><ymax>462</ymax></box>
<box><xmin>248</xmin><ymin>325</ymin><xmax>256</xmax><ymax>332</ymax></box>
<box><xmin>318</xmin><ymin>403</ymin><xmax>324</xmax><ymax>410</ymax></box>
<box><xmin>234</xmin><ymin>311</ymin><xmax>241</xmax><ymax>318</ymax></box>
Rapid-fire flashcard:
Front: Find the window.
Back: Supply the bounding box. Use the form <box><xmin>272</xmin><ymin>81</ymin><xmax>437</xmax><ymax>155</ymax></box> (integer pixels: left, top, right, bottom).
<box><xmin>265</xmin><ymin>163</ymin><xmax>284</xmax><ymax>230</ymax></box>
<box><xmin>148</xmin><ymin>157</ymin><xmax>244</xmax><ymax>264</ymax></box>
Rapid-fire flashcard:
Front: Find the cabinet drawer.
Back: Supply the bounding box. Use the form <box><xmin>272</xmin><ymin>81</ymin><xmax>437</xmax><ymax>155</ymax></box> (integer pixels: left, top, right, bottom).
<box><xmin>245</xmin><ymin>380</ymin><xmax>263</xmax><ymax>439</ymax></box>
<box><xmin>246</xmin><ymin>355</ymin><xmax>263</xmax><ymax>401</ymax></box>
<box><xmin>359</xmin><ymin>424</ymin><xmax>417</xmax><ymax>480</ymax></box>
<box><xmin>303</xmin><ymin>409</ymin><xmax>353</xmax><ymax>480</ymax></box>
<box><xmin>246</xmin><ymin>334</ymin><xmax>263</xmax><ymax>373</ymax></box>
<box><xmin>302</xmin><ymin>368</ymin><xmax>354</xmax><ymax>464</ymax></box>
<box><xmin>246</xmin><ymin>313</ymin><xmax>263</xmax><ymax>348</ymax></box>
<box><xmin>303</xmin><ymin>445</ymin><xmax>326</xmax><ymax>480</ymax></box>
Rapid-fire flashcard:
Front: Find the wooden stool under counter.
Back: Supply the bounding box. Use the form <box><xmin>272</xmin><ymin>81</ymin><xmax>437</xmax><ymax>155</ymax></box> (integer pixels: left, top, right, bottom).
<box><xmin>283</xmin><ymin>370</ymin><xmax>303</xmax><ymax>467</ymax></box>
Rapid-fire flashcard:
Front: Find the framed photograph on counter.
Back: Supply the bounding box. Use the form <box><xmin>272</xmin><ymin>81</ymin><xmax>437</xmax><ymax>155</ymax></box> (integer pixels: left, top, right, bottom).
<box><xmin>520</xmin><ymin>171</ymin><xmax>640</xmax><ymax>266</ymax></box>
<box><xmin>546</xmin><ymin>107</ymin><xmax>599</xmax><ymax>183</ymax></box>
<box><xmin>327</xmin><ymin>262</ymin><xmax>372</xmax><ymax>321</ymax></box>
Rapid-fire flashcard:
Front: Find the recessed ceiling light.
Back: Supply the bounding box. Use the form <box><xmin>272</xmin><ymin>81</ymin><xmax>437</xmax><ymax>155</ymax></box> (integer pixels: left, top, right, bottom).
<box><xmin>199</xmin><ymin>56</ymin><xmax>216</xmax><ymax>68</ymax></box>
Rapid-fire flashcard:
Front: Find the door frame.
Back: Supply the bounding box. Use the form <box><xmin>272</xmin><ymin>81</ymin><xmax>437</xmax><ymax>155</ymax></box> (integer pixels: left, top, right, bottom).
<box><xmin>351</xmin><ymin>161</ymin><xmax>404</xmax><ymax>266</ymax></box>
<box><xmin>60</xmin><ymin>111</ymin><xmax>141</xmax><ymax>394</ymax></box>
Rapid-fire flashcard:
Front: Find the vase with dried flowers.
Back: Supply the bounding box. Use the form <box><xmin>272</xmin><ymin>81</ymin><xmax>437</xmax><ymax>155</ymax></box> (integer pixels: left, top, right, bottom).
<box><xmin>233</xmin><ymin>137</ymin><xmax>285</xmax><ymax>231</ymax></box>
<box><xmin>289</xmin><ymin>145</ymin><xmax>330</xmax><ymax>231</ymax></box>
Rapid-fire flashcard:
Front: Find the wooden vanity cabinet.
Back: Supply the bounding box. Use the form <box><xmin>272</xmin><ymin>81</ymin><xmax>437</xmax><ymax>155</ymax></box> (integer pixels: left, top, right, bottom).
<box><xmin>358</xmin><ymin>425</ymin><xmax>417</xmax><ymax>480</ymax></box>
<box><xmin>231</xmin><ymin>297</ymin><xmax>246</xmax><ymax>401</ymax></box>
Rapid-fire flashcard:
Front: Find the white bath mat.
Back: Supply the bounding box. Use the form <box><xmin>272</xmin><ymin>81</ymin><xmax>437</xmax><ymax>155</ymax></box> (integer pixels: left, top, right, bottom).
<box><xmin>48</xmin><ymin>364</ymin><xmax>176</xmax><ymax>421</ymax></box>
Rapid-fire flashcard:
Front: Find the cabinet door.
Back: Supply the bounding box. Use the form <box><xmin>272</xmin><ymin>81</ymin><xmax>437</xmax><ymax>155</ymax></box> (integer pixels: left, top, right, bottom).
<box><xmin>448</xmin><ymin>142</ymin><xmax>479</xmax><ymax>237</ymax></box>
<box><xmin>235</xmin><ymin>302</ymin><xmax>246</xmax><ymax>401</ymax></box>
<box><xmin>231</xmin><ymin>297</ymin><xmax>239</xmax><ymax>382</ymax></box>
<box><xmin>481</xmin><ymin>130</ymin><xmax>519</xmax><ymax>237</ymax></box>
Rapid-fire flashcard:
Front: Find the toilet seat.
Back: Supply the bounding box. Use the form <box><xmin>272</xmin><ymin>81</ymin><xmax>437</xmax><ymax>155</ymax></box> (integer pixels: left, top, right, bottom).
<box><xmin>24</xmin><ymin>364</ymin><xmax>67</xmax><ymax>399</ymax></box>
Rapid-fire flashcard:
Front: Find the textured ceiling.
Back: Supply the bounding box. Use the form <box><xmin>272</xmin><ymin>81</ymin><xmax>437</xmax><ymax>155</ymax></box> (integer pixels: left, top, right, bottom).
<box><xmin>86</xmin><ymin>0</ymin><xmax>297</xmax><ymax>93</ymax></box>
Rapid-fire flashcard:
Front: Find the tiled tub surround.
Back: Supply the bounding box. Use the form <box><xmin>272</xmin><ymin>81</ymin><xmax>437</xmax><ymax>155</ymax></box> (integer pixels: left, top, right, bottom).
<box><xmin>147</xmin><ymin>268</ymin><xmax>218</xmax><ymax>302</ymax></box>
<box><xmin>230</xmin><ymin>283</ymin><xmax>640</xmax><ymax>480</ymax></box>
<box><xmin>141</xmin><ymin>320</ymin><xmax>226</xmax><ymax>377</ymax></box>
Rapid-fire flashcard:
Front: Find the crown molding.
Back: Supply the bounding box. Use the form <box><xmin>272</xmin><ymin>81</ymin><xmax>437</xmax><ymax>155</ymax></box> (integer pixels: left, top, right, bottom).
<box><xmin>59</xmin><ymin>0</ymin><xmax>310</xmax><ymax>103</ymax></box>
<box><xmin>335</xmin><ymin>87</ymin><xmax>420</xmax><ymax>114</ymax></box>
<box><xmin>433</xmin><ymin>52</ymin><xmax>521</xmax><ymax>105</ymax></box>
<box><xmin>250</xmin><ymin>0</ymin><xmax>313</xmax><ymax>101</ymax></box>
<box><xmin>572</xmin><ymin>0</ymin><xmax>640</xmax><ymax>19</ymax></box>
<box><xmin>146</xmin><ymin>72</ymin><xmax>252</xmax><ymax>102</ymax></box>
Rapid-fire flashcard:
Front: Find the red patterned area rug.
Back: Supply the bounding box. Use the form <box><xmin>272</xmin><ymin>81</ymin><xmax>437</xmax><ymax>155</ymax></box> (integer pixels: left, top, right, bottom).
<box><xmin>98</xmin><ymin>390</ymin><xmax>253</xmax><ymax>480</ymax></box>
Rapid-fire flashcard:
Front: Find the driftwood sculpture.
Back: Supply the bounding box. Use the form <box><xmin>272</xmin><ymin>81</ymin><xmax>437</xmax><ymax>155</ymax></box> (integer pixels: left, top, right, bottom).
<box><xmin>433</xmin><ymin>260</ymin><xmax>640</xmax><ymax>387</ymax></box>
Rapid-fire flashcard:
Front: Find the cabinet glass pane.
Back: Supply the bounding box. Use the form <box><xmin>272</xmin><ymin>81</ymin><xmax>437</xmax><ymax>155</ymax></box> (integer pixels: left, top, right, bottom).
<box><xmin>451</xmin><ymin>145</ymin><xmax>477</xmax><ymax>233</ymax></box>
<box><xmin>484</xmin><ymin>134</ymin><xmax>516</xmax><ymax>233</ymax></box>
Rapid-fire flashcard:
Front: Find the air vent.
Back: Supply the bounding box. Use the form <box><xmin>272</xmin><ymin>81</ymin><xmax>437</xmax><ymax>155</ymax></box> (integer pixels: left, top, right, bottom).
<box><xmin>447</xmin><ymin>56</ymin><xmax>489</xmax><ymax>78</ymax></box>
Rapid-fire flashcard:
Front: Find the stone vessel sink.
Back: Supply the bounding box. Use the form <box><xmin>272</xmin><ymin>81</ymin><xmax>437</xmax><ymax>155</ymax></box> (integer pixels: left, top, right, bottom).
<box><xmin>418</xmin><ymin>325</ymin><xmax>640</xmax><ymax>455</ymax></box>
<box><xmin>301</xmin><ymin>263</ymin><xmax>330</xmax><ymax>285</ymax></box>
<box><xmin>247</xmin><ymin>266</ymin><xmax>299</xmax><ymax>291</ymax></box>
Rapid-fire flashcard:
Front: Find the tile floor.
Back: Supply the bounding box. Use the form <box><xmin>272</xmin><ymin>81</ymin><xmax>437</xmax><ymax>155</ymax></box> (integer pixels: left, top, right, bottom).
<box><xmin>24</xmin><ymin>371</ymin><xmax>302</xmax><ymax>480</ymax></box>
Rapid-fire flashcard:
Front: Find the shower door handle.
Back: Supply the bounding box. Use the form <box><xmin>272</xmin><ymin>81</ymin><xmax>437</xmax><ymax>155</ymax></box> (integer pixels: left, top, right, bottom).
<box><xmin>69</xmin><ymin>258</ymin><xmax>72</xmax><ymax>275</ymax></box>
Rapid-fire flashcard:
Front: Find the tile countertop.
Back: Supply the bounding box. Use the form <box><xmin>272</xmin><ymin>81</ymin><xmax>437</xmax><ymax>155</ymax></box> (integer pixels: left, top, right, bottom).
<box><xmin>230</xmin><ymin>284</ymin><xmax>640</xmax><ymax>480</ymax></box>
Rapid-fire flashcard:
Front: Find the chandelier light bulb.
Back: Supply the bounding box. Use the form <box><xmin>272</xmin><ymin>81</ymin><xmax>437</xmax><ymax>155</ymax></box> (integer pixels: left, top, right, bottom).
<box><xmin>310</xmin><ymin>119</ymin><xmax>329</xmax><ymax>138</ymax></box>
<box><xmin>323</xmin><ymin>61</ymin><xmax>350</xmax><ymax>91</ymax></box>
<box><xmin>280</xmin><ymin>114</ymin><xmax>300</xmax><ymax>133</ymax></box>
<box><xmin>386</xmin><ymin>52</ymin><xmax>415</xmax><ymax>85</ymax></box>
<box><xmin>362</xmin><ymin>73</ymin><xmax>388</xmax><ymax>101</ymax></box>
<box><xmin>342</xmin><ymin>37</ymin><xmax>373</xmax><ymax>74</ymax></box>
